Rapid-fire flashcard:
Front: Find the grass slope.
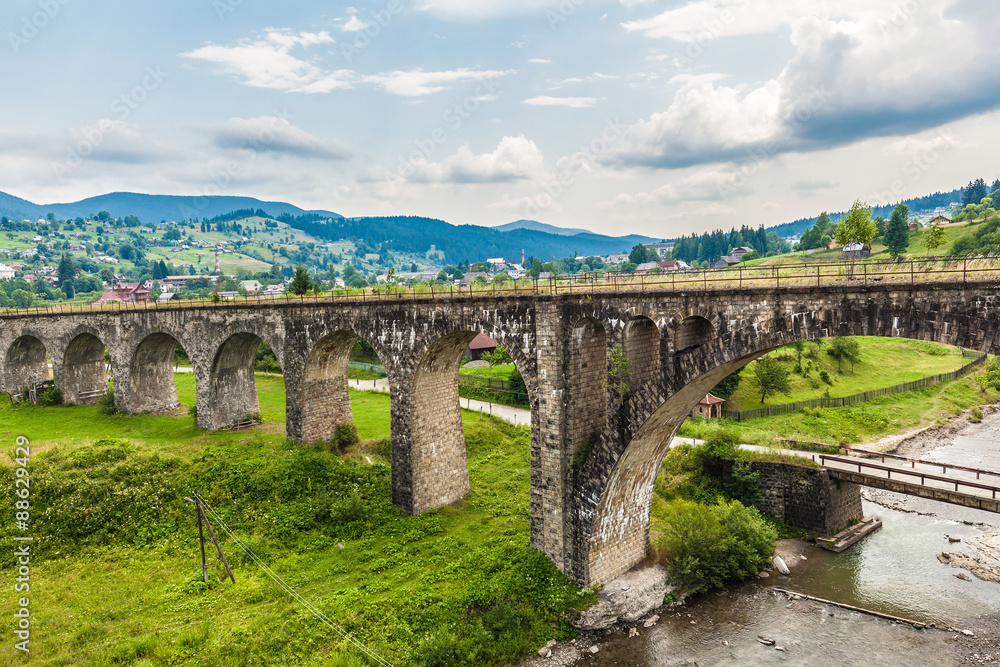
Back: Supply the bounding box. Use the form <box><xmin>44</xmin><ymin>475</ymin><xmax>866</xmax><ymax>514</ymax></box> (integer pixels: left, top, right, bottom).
<box><xmin>0</xmin><ymin>376</ymin><xmax>591</xmax><ymax>666</ymax></box>
<box><xmin>727</xmin><ymin>337</ymin><xmax>969</xmax><ymax>409</ymax></box>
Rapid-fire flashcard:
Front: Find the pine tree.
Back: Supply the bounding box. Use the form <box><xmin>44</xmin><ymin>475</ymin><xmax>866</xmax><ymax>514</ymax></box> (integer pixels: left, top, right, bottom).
<box><xmin>290</xmin><ymin>265</ymin><xmax>312</xmax><ymax>295</ymax></box>
<box><xmin>884</xmin><ymin>204</ymin><xmax>910</xmax><ymax>259</ymax></box>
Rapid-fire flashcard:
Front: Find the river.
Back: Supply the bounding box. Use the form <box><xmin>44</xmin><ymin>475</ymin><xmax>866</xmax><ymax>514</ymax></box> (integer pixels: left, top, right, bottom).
<box><xmin>579</xmin><ymin>416</ymin><xmax>1000</xmax><ymax>665</ymax></box>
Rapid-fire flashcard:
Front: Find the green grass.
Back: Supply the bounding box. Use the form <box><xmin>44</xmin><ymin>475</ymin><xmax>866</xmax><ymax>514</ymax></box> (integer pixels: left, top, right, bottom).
<box><xmin>0</xmin><ymin>376</ymin><xmax>592</xmax><ymax>666</ymax></box>
<box><xmin>702</xmin><ymin>372</ymin><xmax>1000</xmax><ymax>447</ymax></box>
<box><xmin>727</xmin><ymin>337</ymin><xmax>969</xmax><ymax>409</ymax></box>
<box><xmin>459</xmin><ymin>364</ymin><xmax>519</xmax><ymax>381</ymax></box>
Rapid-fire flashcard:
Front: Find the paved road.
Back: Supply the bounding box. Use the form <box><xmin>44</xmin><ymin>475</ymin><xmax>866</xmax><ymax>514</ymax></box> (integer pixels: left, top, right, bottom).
<box><xmin>348</xmin><ymin>377</ymin><xmax>532</xmax><ymax>427</ymax></box>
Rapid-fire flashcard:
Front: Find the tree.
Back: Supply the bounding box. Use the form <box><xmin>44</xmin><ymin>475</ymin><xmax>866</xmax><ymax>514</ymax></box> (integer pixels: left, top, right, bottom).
<box><xmin>711</xmin><ymin>368</ymin><xmax>742</xmax><ymax>400</ymax></box>
<box><xmin>482</xmin><ymin>345</ymin><xmax>512</xmax><ymax>366</ymax></box>
<box><xmin>628</xmin><ymin>244</ymin><xmax>656</xmax><ymax>265</ymax></box>
<box><xmin>924</xmin><ymin>222</ymin><xmax>946</xmax><ymax>253</ymax></box>
<box><xmin>607</xmin><ymin>343</ymin><xmax>632</xmax><ymax>405</ymax></box>
<box><xmin>963</xmin><ymin>178</ymin><xmax>989</xmax><ymax>206</ymax></box>
<box><xmin>833</xmin><ymin>200</ymin><xmax>876</xmax><ymax>256</ymax></box>
<box><xmin>827</xmin><ymin>337</ymin><xmax>861</xmax><ymax>372</ymax></box>
<box><xmin>750</xmin><ymin>357</ymin><xmax>792</xmax><ymax>404</ymax></box>
<box><xmin>57</xmin><ymin>252</ymin><xmax>77</xmax><ymax>289</ymax></box>
<box><xmin>884</xmin><ymin>204</ymin><xmax>910</xmax><ymax>259</ymax></box>
<box><xmin>790</xmin><ymin>341</ymin><xmax>805</xmax><ymax>367</ymax></box>
<box><xmin>290</xmin><ymin>265</ymin><xmax>311</xmax><ymax>295</ymax></box>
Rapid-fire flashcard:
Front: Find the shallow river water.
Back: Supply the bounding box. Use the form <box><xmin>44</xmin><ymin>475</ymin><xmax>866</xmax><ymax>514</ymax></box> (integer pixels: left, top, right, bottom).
<box><xmin>582</xmin><ymin>420</ymin><xmax>1000</xmax><ymax>666</ymax></box>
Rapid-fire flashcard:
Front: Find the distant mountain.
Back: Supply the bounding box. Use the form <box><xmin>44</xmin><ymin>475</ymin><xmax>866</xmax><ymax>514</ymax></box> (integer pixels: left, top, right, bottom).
<box><xmin>0</xmin><ymin>190</ymin><xmax>341</xmax><ymax>224</ymax></box>
<box><xmin>492</xmin><ymin>219</ymin><xmax>597</xmax><ymax>237</ymax></box>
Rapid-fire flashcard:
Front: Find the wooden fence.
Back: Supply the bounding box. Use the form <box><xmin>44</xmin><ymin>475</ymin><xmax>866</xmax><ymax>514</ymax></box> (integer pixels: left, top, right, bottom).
<box><xmin>721</xmin><ymin>348</ymin><xmax>988</xmax><ymax>422</ymax></box>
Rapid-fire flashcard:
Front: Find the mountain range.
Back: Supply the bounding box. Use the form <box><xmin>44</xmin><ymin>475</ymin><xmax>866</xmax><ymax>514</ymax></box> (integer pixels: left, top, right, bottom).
<box><xmin>0</xmin><ymin>190</ymin><xmax>660</xmax><ymax>262</ymax></box>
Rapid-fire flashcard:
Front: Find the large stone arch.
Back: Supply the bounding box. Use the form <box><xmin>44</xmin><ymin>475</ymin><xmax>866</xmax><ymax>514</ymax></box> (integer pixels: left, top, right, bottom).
<box><xmin>572</xmin><ymin>289</ymin><xmax>1000</xmax><ymax>586</ymax></box>
<box><xmin>299</xmin><ymin>330</ymin><xmax>362</xmax><ymax>443</ymax></box>
<box><xmin>62</xmin><ymin>331</ymin><xmax>109</xmax><ymax>405</ymax></box>
<box><xmin>4</xmin><ymin>334</ymin><xmax>50</xmax><ymax>395</ymax></box>
<box><xmin>125</xmin><ymin>331</ymin><xmax>190</xmax><ymax>414</ymax></box>
<box><xmin>201</xmin><ymin>330</ymin><xmax>283</xmax><ymax>430</ymax></box>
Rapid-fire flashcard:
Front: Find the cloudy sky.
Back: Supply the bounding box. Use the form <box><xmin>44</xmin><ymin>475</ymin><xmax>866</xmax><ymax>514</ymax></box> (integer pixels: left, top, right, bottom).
<box><xmin>1</xmin><ymin>0</ymin><xmax>998</xmax><ymax>237</ymax></box>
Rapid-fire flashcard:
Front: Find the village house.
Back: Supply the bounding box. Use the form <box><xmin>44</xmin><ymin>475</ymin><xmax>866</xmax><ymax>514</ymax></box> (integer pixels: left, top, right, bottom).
<box><xmin>691</xmin><ymin>393</ymin><xmax>725</xmax><ymax>419</ymax></box>
<box><xmin>0</xmin><ymin>263</ymin><xmax>14</xmax><ymax>280</ymax></box>
<box><xmin>465</xmin><ymin>333</ymin><xmax>498</xmax><ymax>361</ymax></box>
<box><xmin>712</xmin><ymin>255</ymin><xmax>741</xmax><ymax>269</ymax></box>
<box><xmin>730</xmin><ymin>246</ymin><xmax>754</xmax><ymax>259</ymax></box>
<box><xmin>95</xmin><ymin>282</ymin><xmax>151</xmax><ymax>305</ymax></box>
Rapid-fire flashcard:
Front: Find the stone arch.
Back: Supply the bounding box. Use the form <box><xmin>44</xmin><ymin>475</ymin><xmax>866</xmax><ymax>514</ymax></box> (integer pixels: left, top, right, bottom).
<box><xmin>568</xmin><ymin>317</ymin><xmax>608</xmax><ymax>460</ymax></box>
<box><xmin>622</xmin><ymin>316</ymin><xmax>660</xmax><ymax>392</ymax></box>
<box><xmin>202</xmin><ymin>331</ymin><xmax>281</xmax><ymax>430</ymax></box>
<box><xmin>128</xmin><ymin>332</ymin><xmax>188</xmax><ymax>413</ymax></box>
<box><xmin>62</xmin><ymin>332</ymin><xmax>109</xmax><ymax>405</ymax></box>
<box><xmin>675</xmin><ymin>315</ymin><xmax>715</xmax><ymax>354</ymax></box>
<box><xmin>4</xmin><ymin>335</ymin><xmax>50</xmax><ymax>395</ymax></box>
<box><xmin>300</xmin><ymin>330</ymin><xmax>364</xmax><ymax>443</ymax></box>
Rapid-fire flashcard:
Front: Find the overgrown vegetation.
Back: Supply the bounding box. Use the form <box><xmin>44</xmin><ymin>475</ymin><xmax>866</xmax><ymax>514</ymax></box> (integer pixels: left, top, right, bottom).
<box><xmin>0</xmin><ymin>375</ymin><xmax>593</xmax><ymax>666</ymax></box>
<box><xmin>649</xmin><ymin>426</ymin><xmax>779</xmax><ymax>595</ymax></box>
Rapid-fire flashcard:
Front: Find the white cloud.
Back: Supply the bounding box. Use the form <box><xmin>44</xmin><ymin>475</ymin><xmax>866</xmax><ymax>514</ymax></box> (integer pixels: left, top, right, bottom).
<box><xmin>207</xmin><ymin>116</ymin><xmax>353</xmax><ymax>160</ymax></box>
<box><xmin>600</xmin><ymin>169</ymin><xmax>732</xmax><ymax>208</ymax></box>
<box><xmin>402</xmin><ymin>135</ymin><xmax>545</xmax><ymax>184</ymax></box>
<box><xmin>181</xmin><ymin>30</ymin><xmax>353</xmax><ymax>94</ymax></box>
<box><xmin>411</xmin><ymin>0</ymin><xmax>566</xmax><ymax>20</ymax></box>
<box><xmin>342</xmin><ymin>15</ymin><xmax>369</xmax><ymax>32</ymax></box>
<box><xmin>524</xmin><ymin>96</ymin><xmax>596</xmax><ymax>108</ymax></box>
<box><xmin>528</xmin><ymin>58</ymin><xmax>552</xmax><ymax>64</ymax></box>
<box><xmin>364</xmin><ymin>68</ymin><xmax>511</xmax><ymax>96</ymax></box>
<box><xmin>614</xmin><ymin>1</ymin><xmax>1000</xmax><ymax>169</ymax></box>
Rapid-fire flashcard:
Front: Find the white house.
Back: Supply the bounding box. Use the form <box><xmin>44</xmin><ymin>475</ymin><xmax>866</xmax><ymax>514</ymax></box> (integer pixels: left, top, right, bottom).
<box><xmin>0</xmin><ymin>263</ymin><xmax>14</xmax><ymax>280</ymax></box>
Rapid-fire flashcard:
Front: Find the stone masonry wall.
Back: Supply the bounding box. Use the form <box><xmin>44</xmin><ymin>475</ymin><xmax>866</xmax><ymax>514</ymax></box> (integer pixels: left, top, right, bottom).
<box><xmin>726</xmin><ymin>460</ymin><xmax>863</xmax><ymax>535</ymax></box>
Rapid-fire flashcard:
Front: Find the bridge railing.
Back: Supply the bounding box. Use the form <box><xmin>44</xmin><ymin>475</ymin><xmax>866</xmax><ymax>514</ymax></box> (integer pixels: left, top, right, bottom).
<box><xmin>5</xmin><ymin>254</ymin><xmax>1000</xmax><ymax>317</ymax></box>
<box><xmin>818</xmin><ymin>454</ymin><xmax>1000</xmax><ymax>499</ymax></box>
<box><xmin>722</xmin><ymin>349</ymin><xmax>987</xmax><ymax>422</ymax></box>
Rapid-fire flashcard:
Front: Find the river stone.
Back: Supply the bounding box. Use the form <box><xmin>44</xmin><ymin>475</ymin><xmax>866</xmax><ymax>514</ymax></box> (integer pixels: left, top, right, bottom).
<box><xmin>772</xmin><ymin>556</ymin><xmax>790</xmax><ymax>575</ymax></box>
<box><xmin>571</xmin><ymin>563</ymin><xmax>670</xmax><ymax>630</ymax></box>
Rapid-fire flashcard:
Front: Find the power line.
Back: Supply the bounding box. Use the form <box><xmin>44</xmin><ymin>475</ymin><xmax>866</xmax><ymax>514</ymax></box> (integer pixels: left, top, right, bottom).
<box><xmin>196</xmin><ymin>493</ymin><xmax>394</xmax><ymax>667</ymax></box>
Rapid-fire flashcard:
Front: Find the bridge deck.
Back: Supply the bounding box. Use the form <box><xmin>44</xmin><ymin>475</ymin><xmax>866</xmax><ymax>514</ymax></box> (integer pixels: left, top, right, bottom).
<box><xmin>814</xmin><ymin>453</ymin><xmax>1000</xmax><ymax>514</ymax></box>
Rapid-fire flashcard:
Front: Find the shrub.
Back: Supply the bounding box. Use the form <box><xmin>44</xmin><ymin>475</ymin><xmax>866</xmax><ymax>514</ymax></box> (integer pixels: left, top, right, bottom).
<box><xmin>97</xmin><ymin>387</ymin><xmax>117</xmax><ymax>415</ymax></box>
<box><xmin>651</xmin><ymin>497</ymin><xmax>776</xmax><ymax>595</ymax></box>
<box><xmin>723</xmin><ymin>460</ymin><xmax>762</xmax><ymax>507</ymax></box>
<box><xmin>819</xmin><ymin>370</ymin><xmax>832</xmax><ymax>385</ymax></box>
<box><xmin>970</xmin><ymin>408</ymin><xmax>984</xmax><ymax>424</ymax></box>
<box><xmin>37</xmin><ymin>385</ymin><xmax>63</xmax><ymax>406</ymax></box>
<box><xmin>331</xmin><ymin>423</ymin><xmax>360</xmax><ymax>453</ymax></box>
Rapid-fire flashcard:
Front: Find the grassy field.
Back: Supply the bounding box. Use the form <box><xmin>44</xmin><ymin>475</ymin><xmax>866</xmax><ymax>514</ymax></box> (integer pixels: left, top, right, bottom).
<box><xmin>0</xmin><ymin>375</ymin><xmax>589</xmax><ymax>666</ymax></box>
<box><xmin>686</xmin><ymin>371</ymin><xmax>1000</xmax><ymax>446</ymax></box>
<box><xmin>459</xmin><ymin>364</ymin><xmax>519</xmax><ymax>381</ymax></box>
<box><xmin>727</xmin><ymin>337</ymin><xmax>970</xmax><ymax>409</ymax></box>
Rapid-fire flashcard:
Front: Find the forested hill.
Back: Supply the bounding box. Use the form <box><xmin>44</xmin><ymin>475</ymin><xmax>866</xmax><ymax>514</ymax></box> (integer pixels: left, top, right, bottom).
<box><xmin>765</xmin><ymin>189</ymin><xmax>963</xmax><ymax>237</ymax></box>
<box><xmin>294</xmin><ymin>216</ymin><xmax>658</xmax><ymax>263</ymax></box>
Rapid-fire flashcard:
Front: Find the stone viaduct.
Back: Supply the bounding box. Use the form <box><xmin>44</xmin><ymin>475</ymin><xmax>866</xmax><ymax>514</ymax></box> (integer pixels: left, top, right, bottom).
<box><xmin>3</xmin><ymin>281</ymin><xmax>1000</xmax><ymax>586</ymax></box>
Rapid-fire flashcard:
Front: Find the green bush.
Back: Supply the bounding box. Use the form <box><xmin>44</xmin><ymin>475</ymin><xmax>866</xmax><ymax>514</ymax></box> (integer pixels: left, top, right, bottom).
<box><xmin>37</xmin><ymin>385</ymin><xmax>63</xmax><ymax>406</ymax></box>
<box><xmin>819</xmin><ymin>370</ymin><xmax>832</xmax><ymax>385</ymax></box>
<box><xmin>651</xmin><ymin>497</ymin><xmax>776</xmax><ymax>594</ymax></box>
<box><xmin>97</xmin><ymin>387</ymin><xmax>117</xmax><ymax>415</ymax></box>
<box><xmin>331</xmin><ymin>423</ymin><xmax>360</xmax><ymax>453</ymax></box>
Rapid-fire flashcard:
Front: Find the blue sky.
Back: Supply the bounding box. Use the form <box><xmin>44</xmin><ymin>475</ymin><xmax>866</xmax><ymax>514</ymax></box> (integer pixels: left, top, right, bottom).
<box><xmin>1</xmin><ymin>0</ymin><xmax>998</xmax><ymax>237</ymax></box>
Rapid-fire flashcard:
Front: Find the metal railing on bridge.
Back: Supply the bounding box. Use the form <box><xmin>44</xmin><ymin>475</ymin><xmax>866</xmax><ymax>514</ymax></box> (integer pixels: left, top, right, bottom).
<box><xmin>817</xmin><ymin>454</ymin><xmax>1000</xmax><ymax>499</ymax></box>
<box><xmin>6</xmin><ymin>254</ymin><xmax>1000</xmax><ymax>317</ymax></box>
<box><xmin>722</xmin><ymin>349</ymin><xmax>987</xmax><ymax>422</ymax></box>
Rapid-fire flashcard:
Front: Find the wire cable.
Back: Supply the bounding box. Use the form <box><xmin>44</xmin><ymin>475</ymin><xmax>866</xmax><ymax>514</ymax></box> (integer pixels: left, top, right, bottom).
<box><xmin>196</xmin><ymin>493</ymin><xmax>394</xmax><ymax>667</ymax></box>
